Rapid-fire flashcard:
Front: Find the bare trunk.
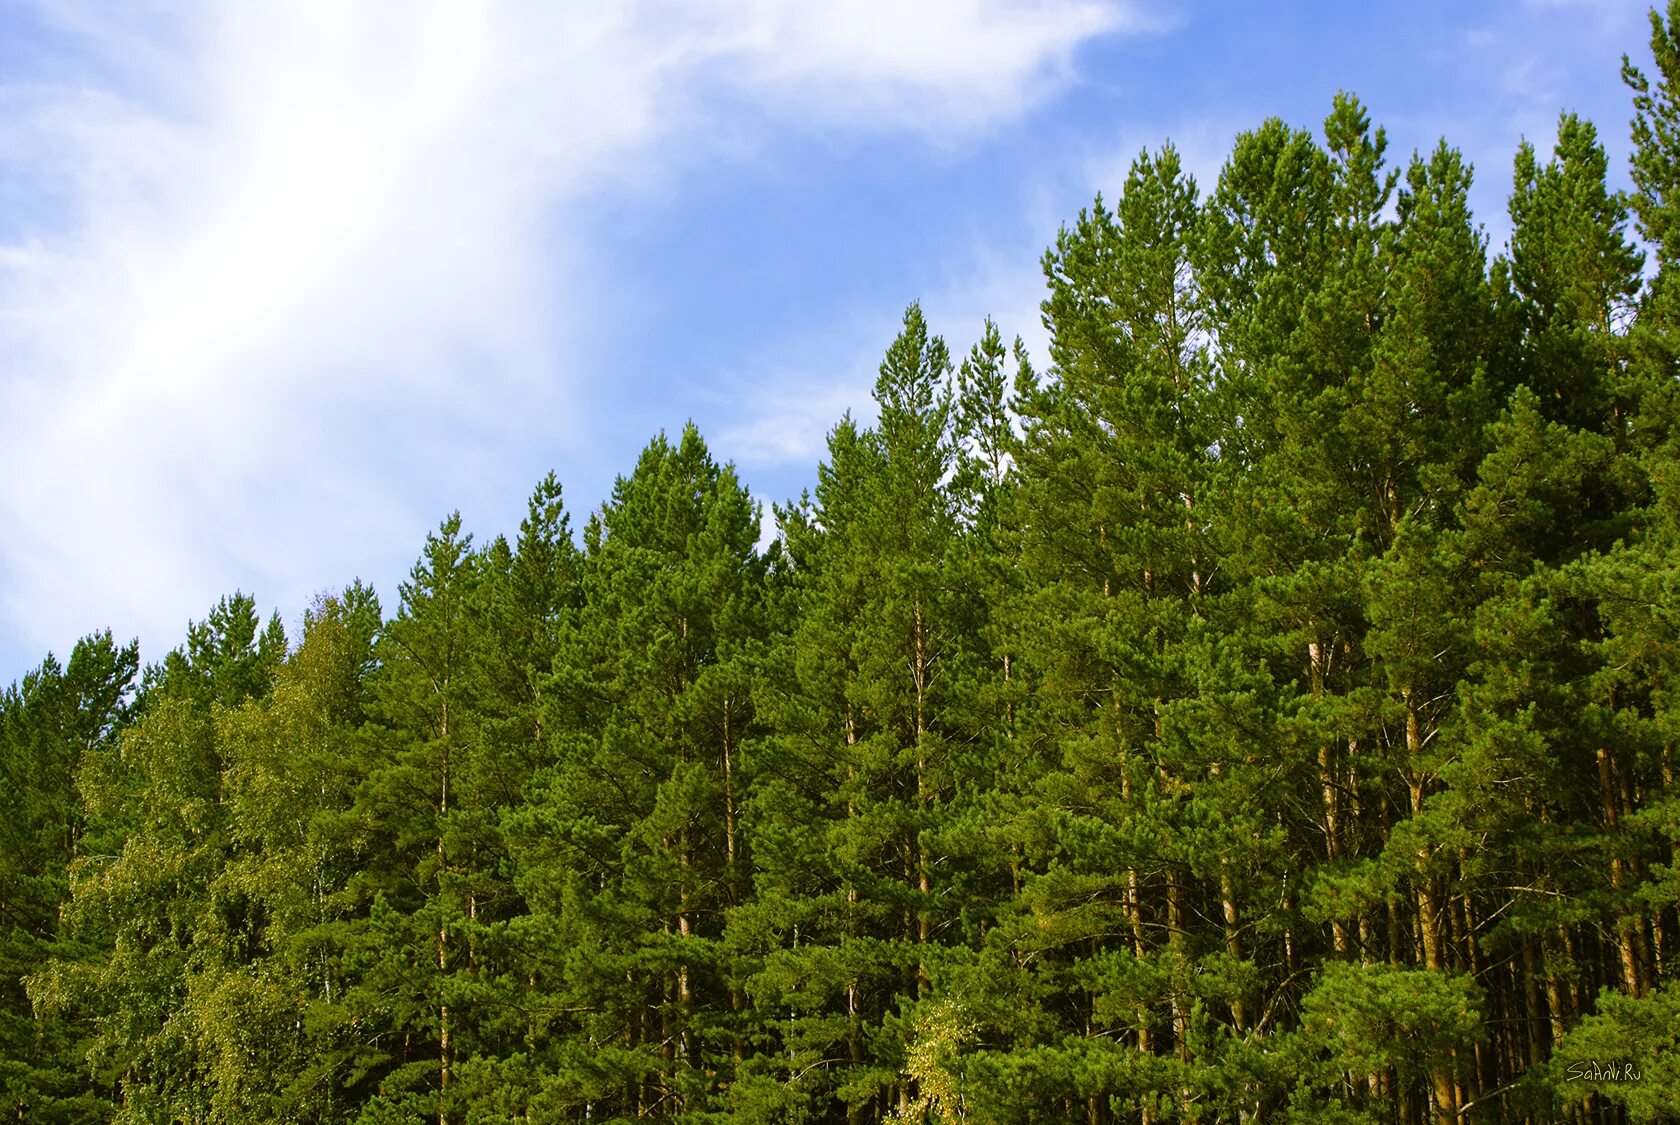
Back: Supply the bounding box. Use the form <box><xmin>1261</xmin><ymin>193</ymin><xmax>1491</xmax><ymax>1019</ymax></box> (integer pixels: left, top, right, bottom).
<box><xmin>722</xmin><ymin>694</ymin><xmax>746</xmax><ymax>1063</ymax></box>
<box><xmin>1207</xmin><ymin>761</ymin><xmax>1247</xmax><ymax>1031</ymax></box>
<box><xmin>1408</xmin><ymin>695</ymin><xmax>1454</xmax><ymax>1125</ymax></box>
<box><xmin>1168</xmin><ymin>870</ymin><xmax>1189</xmax><ymax>1058</ymax></box>
<box><xmin>1598</xmin><ymin>746</ymin><xmax>1646</xmax><ymax>997</ymax></box>
<box><xmin>846</xmin><ymin>977</ymin><xmax>864</xmax><ymax>1125</ymax></box>
<box><xmin>1663</xmin><ymin>747</ymin><xmax>1678</xmax><ymax>982</ymax></box>
<box><xmin>1003</xmin><ymin>650</ymin><xmax>1013</xmax><ymax>728</ymax></box>
<box><xmin>1452</xmin><ymin>888</ymin><xmax>1482</xmax><ymax>1111</ymax></box>
<box><xmin>1544</xmin><ymin>928</ymin><xmax>1571</xmax><ymax>1053</ymax></box>
<box><xmin>723</xmin><ymin>694</ymin><xmax>738</xmax><ymax>882</ymax></box>
<box><xmin>438</xmin><ymin>700</ymin><xmax>451</xmax><ymax>1125</ymax></box>
<box><xmin>845</xmin><ymin>704</ymin><xmax>863</xmax><ymax>1125</ymax></box>
<box><xmin>913</xmin><ymin>594</ymin><xmax>931</xmax><ymax>996</ymax></box>
<box><xmin>679</xmin><ymin>830</ymin><xmax>692</xmax><ymax>1067</ymax></box>
<box><xmin>1311</xmin><ymin>639</ymin><xmax>1351</xmax><ymax>956</ymax></box>
<box><xmin>632</xmin><ymin>970</ymin><xmax>647</xmax><ymax>1116</ymax></box>
<box><xmin>1221</xmin><ymin>866</ymin><xmax>1246</xmax><ymax>1031</ymax></box>
<box><xmin>1122</xmin><ymin>760</ymin><xmax>1155</xmax><ymax>1125</ymax></box>
<box><xmin>1617</xmin><ymin>756</ymin><xmax>1654</xmax><ymax>999</ymax></box>
<box><xmin>1522</xmin><ymin>936</ymin><xmax>1546</xmax><ymax>1068</ymax></box>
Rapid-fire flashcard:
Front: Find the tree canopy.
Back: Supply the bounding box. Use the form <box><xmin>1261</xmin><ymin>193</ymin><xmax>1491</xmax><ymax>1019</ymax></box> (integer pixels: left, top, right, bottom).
<box><xmin>8</xmin><ymin>8</ymin><xmax>1680</xmax><ymax>1123</ymax></box>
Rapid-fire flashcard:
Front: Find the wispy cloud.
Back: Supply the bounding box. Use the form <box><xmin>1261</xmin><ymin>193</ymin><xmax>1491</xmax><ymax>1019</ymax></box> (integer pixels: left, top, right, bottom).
<box><xmin>717</xmin><ymin>238</ymin><xmax>1053</xmax><ymax>477</ymax></box>
<box><xmin>699</xmin><ymin>0</ymin><xmax>1157</xmax><ymax>134</ymax></box>
<box><xmin>715</xmin><ymin>110</ymin><xmax>1235</xmax><ymax>478</ymax></box>
<box><xmin>716</xmin><ymin>339</ymin><xmax>881</xmax><ymax>470</ymax></box>
<box><xmin>0</xmin><ymin>0</ymin><xmax>1139</xmax><ymax>672</ymax></box>
<box><xmin>1520</xmin><ymin>0</ymin><xmax>1643</xmax><ymax>36</ymax></box>
<box><xmin>1081</xmin><ymin>115</ymin><xmax>1243</xmax><ymax>205</ymax></box>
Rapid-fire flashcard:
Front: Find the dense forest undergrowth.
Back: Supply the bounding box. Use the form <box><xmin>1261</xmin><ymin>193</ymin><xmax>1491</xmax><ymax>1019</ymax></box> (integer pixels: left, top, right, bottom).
<box><xmin>10</xmin><ymin>8</ymin><xmax>1680</xmax><ymax>1125</ymax></box>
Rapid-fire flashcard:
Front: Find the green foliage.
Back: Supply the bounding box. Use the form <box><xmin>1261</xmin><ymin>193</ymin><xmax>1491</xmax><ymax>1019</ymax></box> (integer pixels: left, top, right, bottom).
<box><xmin>1294</xmin><ymin>962</ymin><xmax>1482</xmax><ymax>1082</ymax></box>
<box><xmin>1553</xmin><ymin>982</ymin><xmax>1680</xmax><ymax>1121</ymax></box>
<box><xmin>13</xmin><ymin>13</ymin><xmax>1680</xmax><ymax>1120</ymax></box>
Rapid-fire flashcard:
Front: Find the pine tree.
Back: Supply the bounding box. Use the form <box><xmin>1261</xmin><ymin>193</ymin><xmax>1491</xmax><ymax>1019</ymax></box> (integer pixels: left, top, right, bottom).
<box><xmin>5</xmin><ymin>11</ymin><xmax>1680</xmax><ymax>1118</ymax></box>
<box><xmin>986</xmin><ymin>142</ymin><xmax>1278</xmax><ymax>1122</ymax></box>
<box><xmin>1544</xmin><ymin>7</ymin><xmax>1680</xmax><ymax>1119</ymax></box>
<box><xmin>181</xmin><ymin>586</ymin><xmax>385</xmax><ymax>1122</ymax></box>
<box><xmin>446</xmin><ymin>474</ymin><xmax>582</xmax><ymax>1118</ymax></box>
<box><xmin>351</xmin><ymin>515</ymin><xmax>480</xmax><ymax>1124</ymax></box>
<box><xmin>739</xmin><ymin>305</ymin><xmax>1000</xmax><ymax>1123</ymax></box>
<box><xmin>29</xmin><ymin>596</ymin><xmax>283</xmax><ymax>1123</ymax></box>
<box><xmin>0</xmin><ymin>632</ymin><xmax>137</xmax><ymax>1123</ymax></box>
<box><xmin>509</xmin><ymin>425</ymin><xmax>765</xmax><ymax>1120</ymax></box>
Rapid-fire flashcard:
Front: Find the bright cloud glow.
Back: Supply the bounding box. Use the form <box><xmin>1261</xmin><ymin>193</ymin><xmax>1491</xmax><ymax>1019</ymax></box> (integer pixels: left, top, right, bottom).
<box><xmin>0</xmin><ymin>0</ymin><xmax>1139</xmax><ymax>670</ymax></box>
<box><xmin>0</xmin><ymin>0</ymin><xmax>1642</xmax><ymax>681</ymax></box>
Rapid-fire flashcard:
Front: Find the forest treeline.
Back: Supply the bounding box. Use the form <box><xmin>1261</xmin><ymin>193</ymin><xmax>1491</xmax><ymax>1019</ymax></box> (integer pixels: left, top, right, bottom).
<box><xmin>7</xmin><ymin>10</ymin><xmax>1680</xmax><ymax>1125</ymax></box>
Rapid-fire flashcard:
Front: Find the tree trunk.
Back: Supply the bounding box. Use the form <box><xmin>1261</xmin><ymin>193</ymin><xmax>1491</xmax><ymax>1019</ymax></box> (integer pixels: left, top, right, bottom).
<box><xmin>1522</xmin><ymin>935</ymin><xmax>1546</xmax><ymax>1068</ymax></box>
<box><xmin>438</xmin><ymin>701</ymin><xmax>451</xmax><ymax>1125</ymax></box>
<box><xmin>1544</xmin><ymin>928</ymin><xmax>1571</xmax><ymax>1053</ymax></box>
<box><xmin>1210</xmin><ymin>761</ymin><xmax>1248</xmax><ymax>1031</ymax></box>
<box><xmin>1122</xmin><ymin>758</ymin><xmax>1155</xmax><ymax>1125</ymax></box>
<box><xmin>678</xmin><ymin>827</ymin><xmax>693</xmax><ymax>1074</ymax></box>
<box><xmin>1312</xmin><ymin>639</ymin><xmax>1352</xmax><ymax>957</ymax></box>
<box><xmin>913</xmin><ymin>593</ymin><xmax>931</xmax><ymax>997</ymax></box>
<box><xmin>1409</xmin><ymin>697</ymin><xmax>1454</xmax><ymax>1125</ymax></box>
<box><xmin>1221</xmin><ymin>865</ymin><xmax>1247</xmax><ymax>1031</ymax></box>
<box><xmin>1597</xmin><ymin>747</ymin><xmax>1643</xmax><ymax>998</ymax></box>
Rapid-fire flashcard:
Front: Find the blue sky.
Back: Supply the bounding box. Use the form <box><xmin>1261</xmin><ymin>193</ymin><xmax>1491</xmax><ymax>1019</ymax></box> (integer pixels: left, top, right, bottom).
<box><xmin>0</xmin><ymin>0</ymin><xmax>1650</xmax><ymax>682</ymax></box>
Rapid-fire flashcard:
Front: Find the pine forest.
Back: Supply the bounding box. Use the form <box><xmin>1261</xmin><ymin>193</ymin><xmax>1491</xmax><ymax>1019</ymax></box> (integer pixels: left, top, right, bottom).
<box><xmin>10</xmin><ymin>8</ymin><xmax>1680</xmax><ymax>1125</ymax></box>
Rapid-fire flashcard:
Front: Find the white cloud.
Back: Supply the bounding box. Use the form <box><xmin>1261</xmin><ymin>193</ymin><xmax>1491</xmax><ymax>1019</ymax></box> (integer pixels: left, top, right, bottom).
<box><xmin>717</xmin><ymin>238</ymin><xmax>1052</xmax><ymax>476</ymax></box>
<box><xmin>1081</xmin><ymin>115</ymin><xmax>1245</xmax><ymax>207</ymax></box>
<box><xmin>721</xmin><ymin>377</ymin><xmax>877</xmax><ymax>468</ymax></box>
<box><xmin>924</xmin><ymin>245</ymin><xmax>1055</xmax><ymax>374</ymax></box>
<box><xmin>1520</xmin><ymin>0</ymin><xmax>1641</xmax><ymax>23</ymax></box>
<box><xmin>0</xmin><ymin>0</ymin><xmax>1138</xmax><ymax>672</ymax></box>
<box><xmin>714</xmin><ymin>112</ymin><xmax>1234</xmax><ymax>478</ymax></box>
<box><xmin>714</xmin><ymin>299</ymin><xmax>891</xmax><ymax>471</ymax></box>
<box><xmin>700</xmin><ymin>0</ymin><xmax>1151</xmax><ymax>134</ymax></box>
